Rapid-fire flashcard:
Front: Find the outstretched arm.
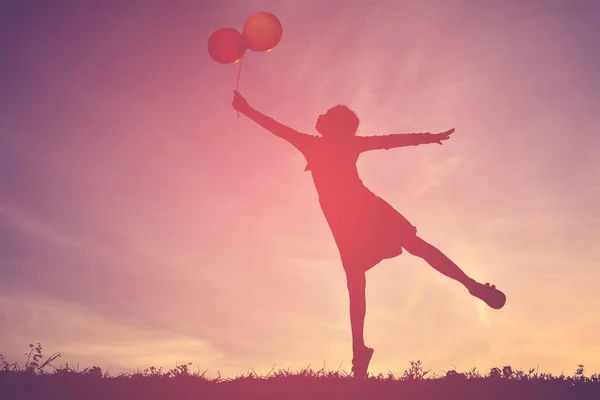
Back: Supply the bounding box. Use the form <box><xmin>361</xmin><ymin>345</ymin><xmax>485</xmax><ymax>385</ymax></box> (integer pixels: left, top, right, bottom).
<box><xmin>357</xmin><ymin>128</ymin><xmax>455</xmax><ymax>152</ymax></box>
<box><xmin>232</xmin><ymin>91</ymin><xmax>312</xmax><ymax>152</ymax></box>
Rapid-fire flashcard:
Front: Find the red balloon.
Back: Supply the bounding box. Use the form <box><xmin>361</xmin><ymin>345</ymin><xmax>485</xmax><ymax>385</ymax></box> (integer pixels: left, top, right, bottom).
<box><xmin>243</xmin><ymin>12</ymin><xmax>283</xmax><ymax>52</ymax></box>
<box><xmin>208</xmin><ymin>27</ymin><xmax>247</xmax><ymax>64</ymax></box>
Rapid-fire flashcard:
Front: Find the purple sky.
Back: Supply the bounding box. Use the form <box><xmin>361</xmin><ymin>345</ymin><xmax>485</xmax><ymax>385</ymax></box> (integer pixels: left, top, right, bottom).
<box><xmin>1</xmin><ymin>0</ymin><xmax>600</xmax><ymax>377</ymax></box>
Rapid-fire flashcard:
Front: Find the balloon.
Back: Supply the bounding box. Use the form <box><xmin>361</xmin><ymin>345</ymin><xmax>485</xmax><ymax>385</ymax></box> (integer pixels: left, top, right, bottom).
<box><xmin>208</xmin><ymin>27</ymin><xmax>247</xmax><ymax>64</ymax></box>
<box><xmin>243</xmin><ymin>12</ymin><xmax>283</xmax><ymax>52</ymax></box>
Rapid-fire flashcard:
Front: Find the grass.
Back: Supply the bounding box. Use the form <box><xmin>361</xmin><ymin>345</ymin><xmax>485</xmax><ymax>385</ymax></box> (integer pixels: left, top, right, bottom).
<box><xmin>2</xmin><ymin>344</ymin><xmax>600</xmax><ymax>400</ymax></box>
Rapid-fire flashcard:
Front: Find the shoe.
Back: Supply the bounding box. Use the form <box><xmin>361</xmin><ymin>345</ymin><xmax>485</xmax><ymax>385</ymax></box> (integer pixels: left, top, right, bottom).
<box><xmin>469</xmin><ymin>282</ymin><xmax>506</xmax><ymax>309</ymax></box>
<box><xmin>351</xmin><ymin>347</ymin><xmax>374</xmax><ymax>379</ymax></box>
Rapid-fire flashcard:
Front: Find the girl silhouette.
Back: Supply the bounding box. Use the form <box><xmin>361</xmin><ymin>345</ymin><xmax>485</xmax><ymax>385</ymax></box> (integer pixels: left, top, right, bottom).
<box><xmin>231</xmin><ymin>91</ymin><xmax>506</xmax><ymax>379</ymax></box>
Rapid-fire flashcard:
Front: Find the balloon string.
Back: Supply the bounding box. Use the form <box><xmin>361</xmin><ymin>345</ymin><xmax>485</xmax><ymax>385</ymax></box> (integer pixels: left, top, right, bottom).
<box><xmin>236</xmin><ymin>53</ymin><xmax>245</xmax><ymax>91</ymax></box>
<box><xmin>236</xmin><ymin>54</ymin><xmax>245</xmax><ymax>118</ymax></box>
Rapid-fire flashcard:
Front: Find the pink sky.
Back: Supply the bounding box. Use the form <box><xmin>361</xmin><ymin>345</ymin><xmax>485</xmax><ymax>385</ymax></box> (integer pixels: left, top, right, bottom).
<box><xmin>1</xmin><ymin>0</ymin><xmax>600</xmax><ymax>377</ymax></box>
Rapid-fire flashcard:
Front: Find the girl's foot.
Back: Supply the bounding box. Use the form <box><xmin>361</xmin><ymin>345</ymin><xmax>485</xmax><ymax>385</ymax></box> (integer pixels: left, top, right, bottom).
<box><xmin>351</xmin><ymin>346</ymin><xmax>374</xmax><ymax>379</ymax></box>
<box><xmin>468</xmin><ymin>282</ymin><xmax>506</xmax><ymax>309</ymax></box>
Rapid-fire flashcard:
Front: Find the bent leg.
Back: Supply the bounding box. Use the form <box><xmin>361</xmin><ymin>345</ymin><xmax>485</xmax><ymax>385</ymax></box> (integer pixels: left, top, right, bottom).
<box><xmin>403</xmin><ymin>235</ymin><xmax>506</xmax><ymax>309</ymax></box>
<box><xmin>403</xmin><ymin>235</ymin><xmax>476</xmax><ymax>289</ymax></box>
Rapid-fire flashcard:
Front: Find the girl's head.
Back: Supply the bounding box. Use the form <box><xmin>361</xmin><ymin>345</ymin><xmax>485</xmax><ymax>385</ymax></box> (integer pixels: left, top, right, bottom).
<box><xmin>316</xmin><ymin>105</ymin><xmax>359</xmax><ymax>138</ymax></box>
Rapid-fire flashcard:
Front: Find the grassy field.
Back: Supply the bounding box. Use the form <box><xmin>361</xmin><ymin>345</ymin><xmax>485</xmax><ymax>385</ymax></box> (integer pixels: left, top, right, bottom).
<box><xmin>2</xmin><ymin>344</ymin><xmax>599</xmax><ymax>400</ymax></box>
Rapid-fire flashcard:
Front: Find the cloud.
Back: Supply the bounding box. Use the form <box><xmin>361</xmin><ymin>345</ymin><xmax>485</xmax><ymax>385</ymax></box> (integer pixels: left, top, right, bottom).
<box><xmin>0</xmin><ymin>203</ymin><xmax>88</xmax><ymax>249</ymax></box>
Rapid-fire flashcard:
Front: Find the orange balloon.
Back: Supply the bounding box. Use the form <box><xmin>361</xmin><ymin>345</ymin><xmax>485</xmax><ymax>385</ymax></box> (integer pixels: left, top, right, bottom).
<box><xmin>243</xmin><ymin>12</ymin><xmax>283</xmax><ymax>52</ymax></box>
<box><xmin>208</xmin><ymin>27</ymin><xmax>247</xmax><ymax>64</ymax></box>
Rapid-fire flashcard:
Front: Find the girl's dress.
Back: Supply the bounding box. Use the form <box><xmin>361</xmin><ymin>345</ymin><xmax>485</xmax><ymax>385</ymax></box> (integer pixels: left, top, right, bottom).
<box><xmin>293</xmin><ymin>133</ymin><xmax>418</xmax><ymax>273</ymax></box>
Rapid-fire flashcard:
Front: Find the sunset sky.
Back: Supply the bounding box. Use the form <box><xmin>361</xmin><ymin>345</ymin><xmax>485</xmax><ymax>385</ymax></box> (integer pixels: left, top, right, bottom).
<box><xmin>1</xmin><ymin>0</ymin><xmax>600</xmax><ymax>377</ymax></box>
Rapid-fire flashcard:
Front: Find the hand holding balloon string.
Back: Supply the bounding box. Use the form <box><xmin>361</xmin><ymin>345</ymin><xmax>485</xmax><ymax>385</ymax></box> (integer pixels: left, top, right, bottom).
<box><xmin>232</xmin><ymin>90</ymin><xmax>251</xmax><ymax>114</ymax></box>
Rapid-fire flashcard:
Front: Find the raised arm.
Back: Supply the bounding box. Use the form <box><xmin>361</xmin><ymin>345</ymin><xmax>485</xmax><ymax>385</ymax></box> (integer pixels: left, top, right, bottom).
<box><xmin>357</xmin><ymin>129</ymin><xmax>455</xmax><ymax>152</ymax></box>
<box><xmin>232</xmin><ymin>91</ymin><xmax>312</xmax><ymax>152</ymax></box>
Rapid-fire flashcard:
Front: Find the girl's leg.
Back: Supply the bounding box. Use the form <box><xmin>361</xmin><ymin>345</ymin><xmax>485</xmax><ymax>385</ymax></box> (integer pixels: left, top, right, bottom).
<box><xmin>345</xmin><ymin>270</ymin><xmax>367</xmax><ymax>352</ymax></box>
<box><xmin>345</xmin><ymin>268</ymin><xmax>374</xmax><ymax>378</ymax></box>
<box><xmin>402</xmin><ymin>235</ymin><xmax>476</xmax><ymax>289</ymax></box>
<box><xmin>403</xmin><ymin>235</ymin><xmax>506</xmax><ymax>309</ymax></box>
